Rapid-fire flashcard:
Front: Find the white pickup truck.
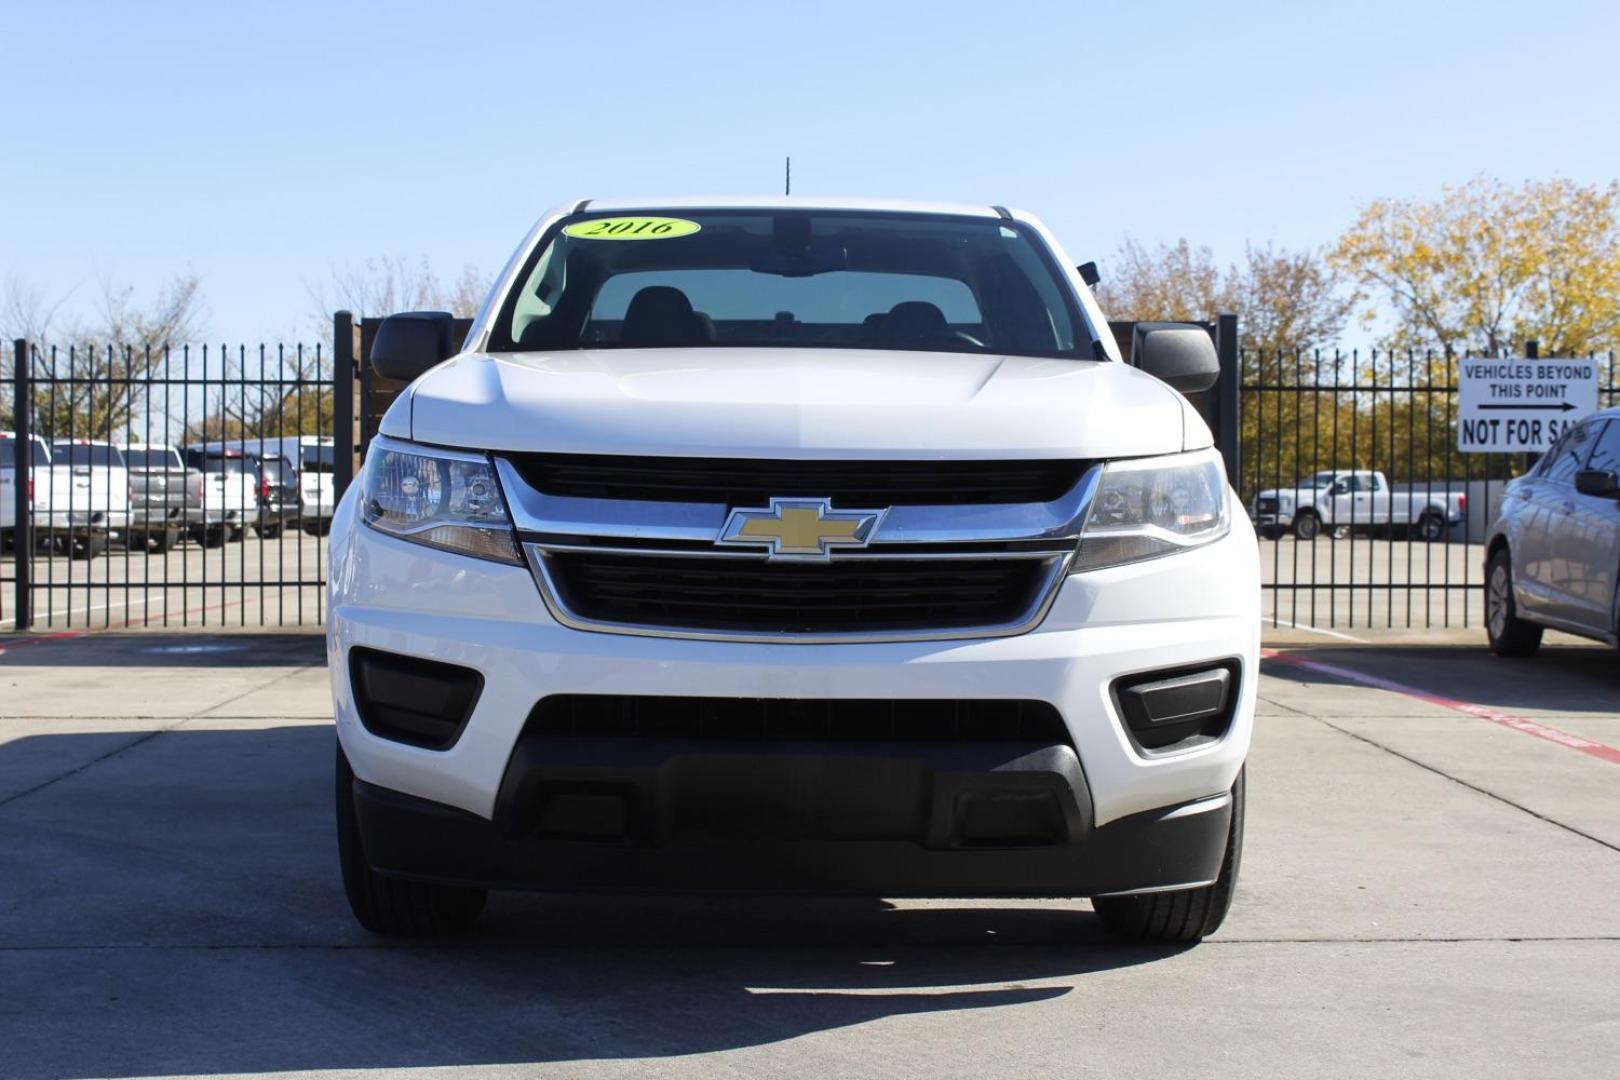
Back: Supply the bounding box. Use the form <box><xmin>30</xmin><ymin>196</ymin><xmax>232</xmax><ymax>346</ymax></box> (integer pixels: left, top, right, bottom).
<box><xmin>1252</xmin><ymin>469</ymin><xmax>1466</xmax><ymax>541</ymax></box>
<box><xmin>2</xmin><ymin>436</ymin><xmax>129</xmax><ymax>558</ymax></box>
<box><xmin>328</xmin><ymin>197</ymin><xmax>1259</xmax><ymax>945</ymax></box>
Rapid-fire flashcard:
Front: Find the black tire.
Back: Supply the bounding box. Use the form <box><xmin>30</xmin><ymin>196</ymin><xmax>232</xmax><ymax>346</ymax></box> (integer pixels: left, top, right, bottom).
<box><xmin>1292</xmin><ymin>512</ymin><xmax>1321</xmax><ymax>540</ymax></box>
<box><xmin>1416</xmin><ymin>512</ymin><xmax>1446</xmax><ymax>543</ymax></box>
<box><xmin>1093</xmin><ymin>768</ymin><xmax>1245</xmax><ymax>943</ymax></box>
<box><xmin>1486</xmin><ymin>548</ymin><xmax>1543</xmax><ymax>657</ymax></box>
<box><xmin>335</xmin><ymin>744</ymin><xmax>487</xmax><ymax>937</ymax></box>
<box><xmin>260</xmin><ymin>523</ymin><xmax>282</xmax><ymax>540</ymax></box>
<box><xmin>152</xmin><ymin>528</ymin><xmax>180</xmax><ymax>554</ymax></box>
<box><xmin>200</xmin><ymin>526</ymin><xmax>227</xmax><ymax>548</ymax></box>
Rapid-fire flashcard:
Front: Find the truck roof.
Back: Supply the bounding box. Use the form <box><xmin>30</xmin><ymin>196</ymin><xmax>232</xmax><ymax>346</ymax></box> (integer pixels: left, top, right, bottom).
<box><xmin>572</xmin><ymin>195</ymin><xmax>1008</xmax><ymax>219</ymax></box>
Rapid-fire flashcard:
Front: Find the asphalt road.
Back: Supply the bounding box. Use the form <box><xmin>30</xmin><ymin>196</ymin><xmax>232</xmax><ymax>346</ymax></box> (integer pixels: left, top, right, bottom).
<box><xmin>1</xmin><ymin>634</ymin><xmax>1617</xmax><ymax>1078</ymax></box>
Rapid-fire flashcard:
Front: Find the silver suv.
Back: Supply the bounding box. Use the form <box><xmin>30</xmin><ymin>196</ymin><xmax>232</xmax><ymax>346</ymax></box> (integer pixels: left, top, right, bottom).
<box><xmin>1485</xmin><ymin>407</ymin><xmax>1620</xmax><ymax>655</ymax></box>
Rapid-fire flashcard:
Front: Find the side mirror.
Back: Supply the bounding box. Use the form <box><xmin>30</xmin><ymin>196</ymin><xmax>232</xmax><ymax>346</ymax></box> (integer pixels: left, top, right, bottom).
<box><xmin>369</xmin><ymin>311</ymin><xmax>458</xmax><ymax>381</ymax></box>
<box><xmin>1077</xmin><ymin>261</ymin><xmax>1101</xmax><ymax>287</ymax></box>
<box><xmin>1131</xmin><ymin>322</ymin><xmax>1220</xmax><ymax>394</ymax></box>
<box><xmin>1574</xmin><ymin>469</ymin><xmax>1620</xmax><ymax>498</ymax></box>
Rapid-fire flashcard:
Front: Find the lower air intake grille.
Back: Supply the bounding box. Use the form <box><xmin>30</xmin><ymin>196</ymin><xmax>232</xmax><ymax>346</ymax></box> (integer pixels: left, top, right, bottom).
<box><xmin>542</xmin><ymin>552</ymin><xmax>1057</xmax><ymax>635</ymax></box>
<box><xmin>527</xmin><ymin>694</ymin><xmax>1070</xmax><ymax>743</ymax></box>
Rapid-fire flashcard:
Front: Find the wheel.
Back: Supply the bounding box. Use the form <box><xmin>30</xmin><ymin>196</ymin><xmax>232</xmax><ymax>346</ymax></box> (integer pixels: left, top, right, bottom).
<box><xmin>335</xmin><ymin>743</ymin><xmax>487</xmax><ymax>937</ymax></box>
<box><xmin>1093</xmin><ymin>768</ymin><xmax>1245</xmax><ymax>943</ymax></box>
<box><xmin>152</xmin><ymin>528</ymin><xmax>180</xmax><ymax>554</ymax></box>
<box><xmin>198</xmin><ymin>526</ymin><xmax>227</xmax><ymax>548</ymax></box>
<box><xmin>71</xmin><ymin>533</ymin><xmax>107</xmax><ymax>560</ymax></box>
<box><xmin>260</xmin><ymin>523</ymin><xmax>282</xmax><ymax>539</ymax></box>
<box><xmin>1292</xmin><ymin>511</ymin><xmax>1321</xmax><ymax>540</ymax></box>
<box><xmin>1486</xmin><ymin>548</ymin><xmax>1543</xmax><ymax>657</ymax></box>
<box><xmin>1416</xmin><ymin>512</ymin><xmax>1446</xmax><ymax>543</ymax></box>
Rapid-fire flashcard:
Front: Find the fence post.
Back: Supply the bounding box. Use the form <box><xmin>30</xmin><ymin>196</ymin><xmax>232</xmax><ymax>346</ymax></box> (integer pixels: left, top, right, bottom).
<box><xmin>1523</xmin><ymin>339</ymin><xmax>1540</xmax><ymax>475</ymax></box>
<box><xmin>10</xmin><ymin>339</ymin><xmax>32</xmax><ymax>630</ymax></box>
<box><xmin>334</xmin><ymin>311</ymin><xmax>357</xmax><ymax>502</ymax></box>
<box><xmin>1214</xmin><ymin>312</ymin><xmax>1240</xmax><ymax>485</ymax></box>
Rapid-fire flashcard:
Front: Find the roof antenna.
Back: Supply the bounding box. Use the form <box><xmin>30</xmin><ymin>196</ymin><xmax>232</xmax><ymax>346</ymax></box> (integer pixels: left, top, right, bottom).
<box><xmin>784</xmin><ymin>156</ymin><xmax>791</xmax><ymax>196</ymax></box>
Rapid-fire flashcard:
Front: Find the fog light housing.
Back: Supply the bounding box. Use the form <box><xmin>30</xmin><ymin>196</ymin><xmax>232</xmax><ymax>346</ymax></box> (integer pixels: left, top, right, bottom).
<box><xmin>349</xmin><ymin>647</ymin><xmax>483</xmax><ymax>750</ymax></box>
<box><xmin>1112</xmin><ymin>662</ymin><xmax>1237</xmax><ymax>755</ymax></box>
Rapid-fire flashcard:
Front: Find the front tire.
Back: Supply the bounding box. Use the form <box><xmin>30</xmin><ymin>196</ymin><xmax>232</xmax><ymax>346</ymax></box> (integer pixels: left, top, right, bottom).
<box><xmin>1292</xmin><ymin>512</ymin><xmax>1321</xmax><ymax>540</ymax></box>
<box><xmin>1416</xmin><ymin>512</ymin><xmax>1447</xmax><ymax>543</ymax></box>
<box><xmin>1093</xmin><ymin>768</ymin><xmax>1245</xmax><ymax>943</ymax></box>
<box><xmin>1486</xmin><ymin>548</ymin><xmax>1543</xmax><ymax>657</ymax></box>
<box><xmin>335</xmin><ymin>744</ymin><xmax>487</xmax><ymax>937</ymax></box>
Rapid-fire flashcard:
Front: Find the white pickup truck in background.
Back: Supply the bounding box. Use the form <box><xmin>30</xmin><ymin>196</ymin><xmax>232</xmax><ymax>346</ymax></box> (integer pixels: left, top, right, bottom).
<box><xmin>1251</xmin><ymin>469</ymin><xmax>1467</xmax><ymax>541</ymax></box>
<box><xmin>182</xmin><ymin>444</ymin><xmax>262</xmax><ymax>546</ymax></box>
<box><xmin>2</xmin><ymin>435</ymin><xmax>129</xmax><ymax>559</ymax></box>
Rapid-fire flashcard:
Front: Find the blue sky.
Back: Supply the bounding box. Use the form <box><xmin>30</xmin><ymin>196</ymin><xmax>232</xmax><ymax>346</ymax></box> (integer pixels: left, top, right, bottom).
<box><xmin>4</xmin><ymin>0</ymin><xmax>1618</xmax><ymax>341</ymax></box>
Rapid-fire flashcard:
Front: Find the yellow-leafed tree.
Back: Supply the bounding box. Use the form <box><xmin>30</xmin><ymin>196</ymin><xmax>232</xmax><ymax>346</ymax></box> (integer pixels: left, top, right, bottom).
<box><xmin>1332</xmin><ymin>176</ymin><xmax>1620</xmax><ymax>357</ymax></box>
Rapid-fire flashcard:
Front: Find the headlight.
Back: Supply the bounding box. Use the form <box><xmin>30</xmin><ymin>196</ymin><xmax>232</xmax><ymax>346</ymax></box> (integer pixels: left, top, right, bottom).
<box><xmin>360</xmin><ymin>437</ymin><xmax>521</xmax><ymax>564</ymax></box>
<box><xmin>1073</xmin><ymin>449</ymin><xmax>1230</xmax><ymax>571</ymax></box>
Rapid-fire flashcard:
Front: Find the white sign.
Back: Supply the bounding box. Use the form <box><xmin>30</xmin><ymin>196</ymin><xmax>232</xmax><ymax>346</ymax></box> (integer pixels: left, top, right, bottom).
<box><xmin>1457</xmin><ymin>358</ymin><xmax>1599</xmax><ymax>453</ymax></box>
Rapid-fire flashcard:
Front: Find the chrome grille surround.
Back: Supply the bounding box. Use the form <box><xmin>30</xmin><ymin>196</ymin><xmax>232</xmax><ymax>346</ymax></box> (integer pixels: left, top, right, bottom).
<box><xmin>496</xmin><ymin>457</ymin><xmax>1102</xmax><ymax>644</ymax></box>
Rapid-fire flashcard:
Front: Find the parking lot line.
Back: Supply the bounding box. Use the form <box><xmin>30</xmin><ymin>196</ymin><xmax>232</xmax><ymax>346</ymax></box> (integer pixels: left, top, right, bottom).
<box><xmin>1263</xmin><ymin>648</ymin><xmax>1620</xmax><ymax>766</ymax></box>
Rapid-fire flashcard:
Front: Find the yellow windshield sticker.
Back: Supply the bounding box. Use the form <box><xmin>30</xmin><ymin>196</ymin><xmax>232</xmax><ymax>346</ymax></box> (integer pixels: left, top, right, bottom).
<box><xmin>562</xmin><ymin>216</ymin><xmax>701</xmax><ymax>240</ymax></box>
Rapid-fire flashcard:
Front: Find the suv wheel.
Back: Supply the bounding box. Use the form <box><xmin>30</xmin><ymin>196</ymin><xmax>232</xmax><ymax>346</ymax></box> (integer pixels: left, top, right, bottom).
<box><xmin>1092</xmin><ymin>768</ymin><xmax>1244</xmax><ymax>943</ymax></box>
<box><xmin>335</xmin><ymin>744</ymin><xmax>487</xmax><ymax>937</ymax></box>
<box><xmin>1292</xmin><ymin>512</ymin><xmax>1321</xmax><ymax>540</ymax></box>
<box><xmin>1486</xmin><ymin>549</ymin><xmax>1543</xmax><ymax>657</ymax></box>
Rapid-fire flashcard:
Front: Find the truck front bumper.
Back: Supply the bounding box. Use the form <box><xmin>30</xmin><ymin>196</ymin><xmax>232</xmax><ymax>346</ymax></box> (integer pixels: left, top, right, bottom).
<box><xmin>329</xmin><ymin>495</ymin><xmax>1259</xmax><ymax>897</ymax></box>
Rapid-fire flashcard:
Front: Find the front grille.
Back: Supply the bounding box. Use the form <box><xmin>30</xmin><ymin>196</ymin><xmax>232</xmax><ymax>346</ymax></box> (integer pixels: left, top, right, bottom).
<box><xmin>508</xmin><ymin>453</ymin><xmax>1085</xmax><ymax>506</ymax></box>
<box><xmin>543</xmin><ymin>551</ymin><xmax>1057</xmax><ymax>635</ymax></box>
<box><xmin>526</xmin><ymin>694</ymin><xmax>1070</xmax><ymax>743</ymax></box>
<box><xmin>1255</xmin><ymin>497</ymin><xmax>1278</xmax><ymax>513</ymax></box>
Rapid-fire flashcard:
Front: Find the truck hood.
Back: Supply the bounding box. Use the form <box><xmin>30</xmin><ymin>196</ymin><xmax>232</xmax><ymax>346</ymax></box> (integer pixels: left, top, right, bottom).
<box><xmin>393</xmin><ymin>348</ymin><xmax>1200</xmax><ymax>459</ymax></box>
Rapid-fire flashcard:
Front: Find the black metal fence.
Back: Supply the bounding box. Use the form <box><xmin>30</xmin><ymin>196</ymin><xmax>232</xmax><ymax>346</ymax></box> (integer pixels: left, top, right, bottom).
<box><xmin>5</xmin><ymin>321</ymin><xmax>1617</xmax><ymax>636</ymax></box>
<box><xmin>1240</xmin><ymin>346</ymin><xmax>1619</xmax><ymax>631</ymax></box>
<box><xmin>4</xmin><ymin>339</ymin><xmax>337</xmax><ymax>630</ymax></box>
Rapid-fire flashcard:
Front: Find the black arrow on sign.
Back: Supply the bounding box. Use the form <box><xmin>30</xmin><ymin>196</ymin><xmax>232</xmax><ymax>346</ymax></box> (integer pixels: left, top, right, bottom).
<box><xmin>1476</xmin><ymin>402</ymin><xmax>1578</xmax><ymax>412</ymax></box>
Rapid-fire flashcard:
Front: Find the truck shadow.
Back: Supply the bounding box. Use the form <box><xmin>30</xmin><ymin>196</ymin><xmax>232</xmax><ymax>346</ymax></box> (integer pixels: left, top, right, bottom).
<box><xmin>0</xmin><ymin>722</ymin><xmax>1186</xmax><ymax>1078</ymax></box>
<box><xmin>1261</xmin><ymin>643</ymin><xmax>1619</xmax><ymax>715</ymax></box>
<box><xmin>0</xmin><ymin>630</ymin><xmax>325</xmax><ymax>667</ymax></box>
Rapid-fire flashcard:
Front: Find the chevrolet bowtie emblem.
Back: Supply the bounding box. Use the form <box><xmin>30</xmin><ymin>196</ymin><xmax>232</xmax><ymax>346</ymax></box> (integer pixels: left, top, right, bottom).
<box><xmin>718</xmin><ymin>498</ymin><xmax>886</xmax><ymax>559</ymax></box>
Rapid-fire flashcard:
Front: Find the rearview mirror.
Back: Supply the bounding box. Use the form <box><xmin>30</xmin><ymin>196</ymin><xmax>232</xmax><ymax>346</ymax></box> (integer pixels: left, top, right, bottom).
<box><xmin>1574</xmin><ymin>469</ymin><xmax>1620</xmax><ymax>498</ymax></box>
<box><xmin>1131</xmin><ymin>322</ymin><xmax>1220</xmax><ymax>394</ymax></box>
<box><xmin>370</xmin><ymin>311</ymin><xmax>458</xmax><ymax>381</ymax></box>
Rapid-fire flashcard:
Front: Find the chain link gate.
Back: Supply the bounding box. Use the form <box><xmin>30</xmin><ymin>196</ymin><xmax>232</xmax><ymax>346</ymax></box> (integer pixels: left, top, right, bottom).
<box><xmin>5</xmin><ymin>336</ymin><xmax>345</xmax><ymax>630</ymax></box>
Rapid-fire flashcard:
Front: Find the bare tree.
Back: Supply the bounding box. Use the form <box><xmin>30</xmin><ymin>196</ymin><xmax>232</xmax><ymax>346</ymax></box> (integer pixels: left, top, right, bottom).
<box><xmin>305</xmin><ymin>256</ymin><xmax>488</xmax><ymax>338</ymax></box>
<box><xmin>2</xmin><ymin>273</ymin><xmax>207</xmax><ymax>437</ymax></box>
<box><xmin>1094</xmin><ymin>238</ymin><xmax>1228</xmax><ymax>325</ymax></box>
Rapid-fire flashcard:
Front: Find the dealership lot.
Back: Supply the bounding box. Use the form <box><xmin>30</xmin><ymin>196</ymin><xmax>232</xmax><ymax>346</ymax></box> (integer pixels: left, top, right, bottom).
<box><xmin>1259</xmin><ymin>536</ymin><xmax>1488</xmax><ymax>632</ymax></box>
<box><xmin>1</xmin><ymin>531</ymin><xmax>329</xmax><ymax>631</ymax></box>
<box><xmin>0</xmin><ymin>633</ymin><xmax>1616</xmax><ymax>1079</ymax></box>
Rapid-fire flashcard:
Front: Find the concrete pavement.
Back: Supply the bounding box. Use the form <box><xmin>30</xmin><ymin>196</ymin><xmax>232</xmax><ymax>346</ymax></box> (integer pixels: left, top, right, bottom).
<box><xmin>1</xmin><ymin>633</ymin><xmax>1617</xmax><ymax>1078</ymax></box>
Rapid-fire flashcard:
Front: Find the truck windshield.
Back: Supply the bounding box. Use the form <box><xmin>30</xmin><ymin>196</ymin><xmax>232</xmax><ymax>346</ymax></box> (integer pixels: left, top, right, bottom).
<box><xmin>489</xmin><ymin>210</ymin><xmax>1091</xmax><ymax>358</ymax></box>
<box><xmin>51</xmin><ymin>443</ymin><xmax>127</xmax><ymax>467</ymax></box>
<box><xmin>301</xmin><ymin>444</ymin><xmax>334</xmax><ymax>473</ymax></box>
<box><xmin>1</xmin><ymin>438</ymin><xmax>51</xmax><ymax>467</ymax></box>
<box><xmin>124</xmin><ymin>449</ymin><xmax>183</xmax><ymax>469</ymax></box>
